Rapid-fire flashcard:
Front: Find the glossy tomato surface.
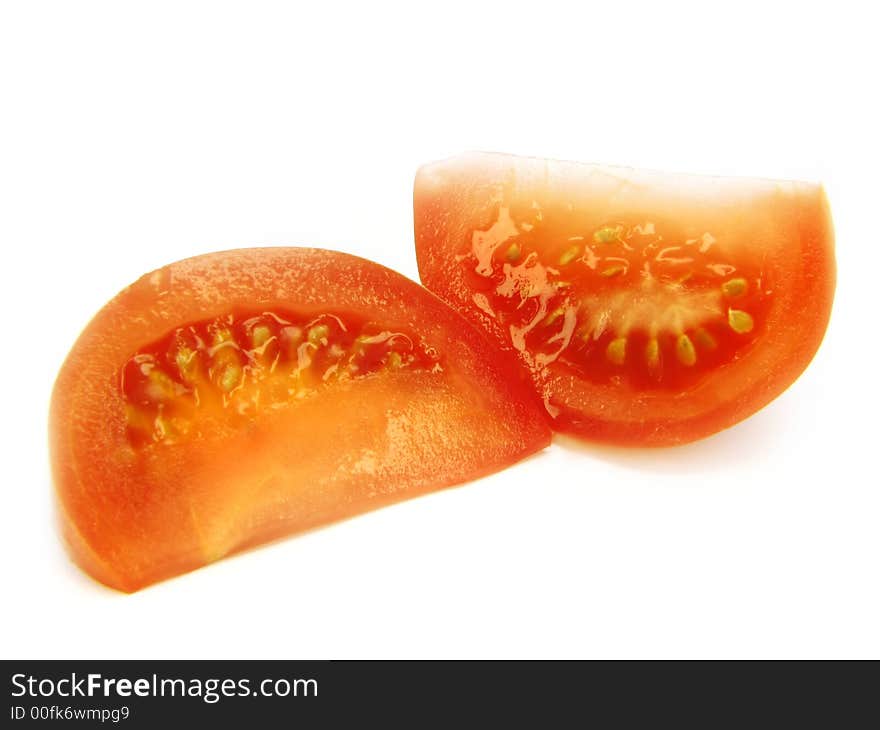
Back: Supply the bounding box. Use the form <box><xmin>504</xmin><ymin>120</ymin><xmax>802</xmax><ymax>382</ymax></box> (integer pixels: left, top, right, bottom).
<box><xmin>50</xmin><ymin>247</ymin><xmax>551</xmax><ymax>592</ymax></box>
<box><xmin>415</xmin><ymin>152</ymin><xmax>835</xmax><ymax>446</ymax></box>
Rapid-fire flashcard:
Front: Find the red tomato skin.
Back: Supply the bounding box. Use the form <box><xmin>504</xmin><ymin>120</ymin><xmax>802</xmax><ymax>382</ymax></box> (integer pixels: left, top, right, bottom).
<box><xmin>414</xmin><ymin>153</ymin><xmax>836</xmax><ymax>447</ymax></box>
<box><xmin>50</xmin><ymin>247</ymin><xmax>551</xmax><ymax>592</ymax></box>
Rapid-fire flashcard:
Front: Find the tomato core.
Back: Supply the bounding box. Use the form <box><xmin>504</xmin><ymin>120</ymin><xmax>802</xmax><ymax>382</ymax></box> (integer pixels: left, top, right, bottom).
<box><xmin>462</xmin><ymin>205</ymin><xmax>771</xmax><ymax>393</ymax></box>
<box><xmin>121</xmin><ymin>308</ymin><xmax>441</xmax><ymax>447</ymax></box>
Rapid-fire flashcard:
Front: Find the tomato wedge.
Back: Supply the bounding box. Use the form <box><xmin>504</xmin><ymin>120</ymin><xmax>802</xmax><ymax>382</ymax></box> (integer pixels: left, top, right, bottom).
<box><xmin>414</xmin><ymin>152</ymin><xmax>835</xmax><ymax>446</ymax></box>
<box><xmin>50</xmin><ymin>247</ymin><xmax>550</xmax><ymax>592</ymax></box>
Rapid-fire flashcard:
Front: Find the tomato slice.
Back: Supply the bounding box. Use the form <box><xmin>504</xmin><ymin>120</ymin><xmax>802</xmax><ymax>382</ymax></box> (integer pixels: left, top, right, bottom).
<box><xmin>50</xmin><ymin>247</ymin><xmax>550</xmax><ymax>592</ymax></box>
<box><xmin>414</xmin><ymin>152</ymin><xmax>835</xmax><ymax>446</ymax></box>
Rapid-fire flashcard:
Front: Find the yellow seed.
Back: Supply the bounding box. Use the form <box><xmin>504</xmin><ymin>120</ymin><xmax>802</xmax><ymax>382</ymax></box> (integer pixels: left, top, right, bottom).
<box><xmin>386</xmin><ymin>351</ymin><xmax>403</xmax><ymax>369</ymax></box>
<box><xmin>146</xmin><ymin>369</ymin><xmax>177</xmax><ymax>401</ymax></box>
<box><xmin>606</xmin><ymin>337</ymin><xmax>627</xmax><ymax>365</ymax></box>
<box><xmin>600</xmin><ymin>265</ymin><xmax>626</xmax><ymax>277</ymax></box>
<box><xmin>694</xmin><ymin>328</ymin><xmax>717</xmax><ymax>350</ymax></box>
<box><xmin>728</xmin><ymin>309</ymin><xmax>754</xmax><ymax>334</ymax></box>
<box><xmin>218</xmin><ymin>362</ymin><xmax>242</xmax><ymax>392</ymax></box>
<box><xmin>212</xmin><ymin>328</ymin><xmax>233</xmax><ymax>345</ymax></box>
<box><xmin>645</xmin><ymin>338</ymin><xmax>660</xmax><ymax>368</ymax></box>
<box><xmin>279</xmin><ymin>326</ymin><xmax>303</xmax><ymax>360</ymax></box>
<box><xmin>308</xmin><ymin>324</ymin><xmax>330</xmax><ymax>346</ymax></box>
<box><xmin>175</xmin><ymin>346</ymin><xmax>196</xmax><ymax>377</ymax></box>
<box><xmin>505</xmin><ymin>243</ymin><xmax>521</xmax><ymax>262</ymax></box>
<box><xmin>559</xmin><ymin>245</ymin><xmax>581</xmax><ymax>266</ymax></box>
<box><xmin>281</xmin><ymin>325</ymin><xmax>303</xmax><ymax>352</ymax></box>
<box><xmin>593</xmin><ymin>225</ymin><xmax>620</xmax><ymax>244</ymax></box>
<box><xmin>252</xmin><ymin>325</ymin><xmax>272</xmax><ymax>348</ymax></box>
<box><xmin>722</xmin><ymin>278</ymin><xmax>748</xmax><ymax>297</ymax></box>
<box><xmin>153</xmin><ymin>413</ymin><xmax>188</xmax><ymax>442</ymax></box>
<box><xmin>676</xmin><ymin>334</ymin><xmax>697</xmax><ymax>366</ymax></box>
<box><xmin>542</xmin><ymin>307</ymin><xmax>565</xmax><ymax>327</ymax></box>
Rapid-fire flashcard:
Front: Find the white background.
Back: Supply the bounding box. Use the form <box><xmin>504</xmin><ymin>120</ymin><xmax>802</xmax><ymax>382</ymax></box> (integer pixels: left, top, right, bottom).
<box><xmin>1</xmin><ymin>1</ymin><xmax>877</xmax><ymax>659</ymax></box>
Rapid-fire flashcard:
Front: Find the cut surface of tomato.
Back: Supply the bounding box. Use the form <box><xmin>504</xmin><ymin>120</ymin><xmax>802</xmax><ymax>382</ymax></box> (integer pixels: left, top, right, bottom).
<box><xmin>414</xmin><ymin>152</ymin><xmax>835</xmax><ymax>446</ymax></box>
<box><xmin>50</xmin><ymin>247</ymin><xmax>550</xmax><ymax>592</ymax></box>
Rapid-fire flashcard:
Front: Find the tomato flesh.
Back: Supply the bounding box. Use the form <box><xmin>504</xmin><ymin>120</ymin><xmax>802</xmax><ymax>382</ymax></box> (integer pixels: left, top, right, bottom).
<box><xmin>414</xmin><ymin>153</ymin><xmax>835</xmax><ymax>446</ymax></box>
<box><xmin>50</xmin><ymin>248</ymin><xmax>550</xmax><ymax>591</ymax></box>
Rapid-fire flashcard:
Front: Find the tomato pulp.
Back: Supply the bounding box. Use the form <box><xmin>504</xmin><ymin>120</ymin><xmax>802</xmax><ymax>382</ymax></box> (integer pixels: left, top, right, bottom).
<box><xmin>414</xmin><ymin>153</ymin><xmax>835</xmax><ymax>446</ymax></box>
<box><xmin>50</xmin><ymin>248</ymin><xmax>551</xmax><ymax>591</ymax></box>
